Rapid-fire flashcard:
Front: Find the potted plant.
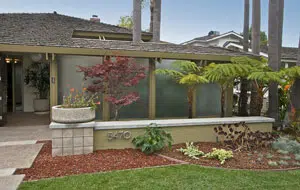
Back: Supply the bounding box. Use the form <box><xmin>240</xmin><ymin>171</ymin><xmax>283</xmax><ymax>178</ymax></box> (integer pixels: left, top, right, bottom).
<box><xmin>52</xmin><ymin>88</ymin><xmax>100</xmax><ymax>123</ymax></box>
<box><xmin>24</xmin><ymin>62</ymin><xmax>50</xmax><ymax>113</ymax></box>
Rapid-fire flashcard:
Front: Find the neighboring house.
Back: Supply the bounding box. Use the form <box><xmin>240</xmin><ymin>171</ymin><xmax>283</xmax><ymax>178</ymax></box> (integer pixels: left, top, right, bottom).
<box><xmin>183</xmin><ymin>30</ymin><xmax>299</xmax><ymax>115</ymax></box>
<box><xmin>0</xmin><ymin>13</ymin><xmax>253</xmax><ymax>125</ymax></box>
<box><xmin>182</xmin><ymin>30</ymin><xmax>298</xmax><ymax>67</ymax></box>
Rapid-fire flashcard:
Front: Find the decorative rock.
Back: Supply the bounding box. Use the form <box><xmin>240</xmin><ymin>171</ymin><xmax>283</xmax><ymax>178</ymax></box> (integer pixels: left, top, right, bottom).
<box><xmin>52</xmin><ymin>106</ymin><xmax>95</xmax><ymax>123</ymax></box>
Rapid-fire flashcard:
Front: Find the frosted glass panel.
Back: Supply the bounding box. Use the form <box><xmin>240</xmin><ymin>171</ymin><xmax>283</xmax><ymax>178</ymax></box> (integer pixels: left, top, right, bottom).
<box><xmin>196</xmin><ymin>83</ymin><xmax>221</xmax><ymax>117</ymax></box>
<box><xmin>113</xmin><ymin>58</ymin><xmax>149</xmax><ymax>119</ymax></box>
<box><xmin>156</xmin><ymin>60</ymin><xmax>189</xmax><ymax>118</ymax></box>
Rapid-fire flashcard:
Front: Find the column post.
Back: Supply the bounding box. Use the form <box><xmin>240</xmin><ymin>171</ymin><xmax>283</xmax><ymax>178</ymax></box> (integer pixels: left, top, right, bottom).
<box><xmin>148</xmin><ymin>58</ymin><xmax>156</xmax><ymax>119</ymax></box>
<box><xmin>50</xmin><ymin>53</ymin><xmax>58</xmax><ymax>118</ymax></box>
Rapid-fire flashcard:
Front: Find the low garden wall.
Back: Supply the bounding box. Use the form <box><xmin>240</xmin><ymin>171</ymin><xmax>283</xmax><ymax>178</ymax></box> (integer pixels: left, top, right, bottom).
<box><xmin>50</xmin><ymin>117</ymin><xmax>274</xmax><ymax>156</ymax></box>
<box><xmin>94</xmin><ymin>117</ymin><xmax>274</xmax><ymax>150</ymax></box>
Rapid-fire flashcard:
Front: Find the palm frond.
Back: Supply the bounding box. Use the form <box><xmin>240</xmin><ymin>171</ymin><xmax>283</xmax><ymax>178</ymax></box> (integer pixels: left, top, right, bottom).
<box><xmin>247</xmin><ymin>71</ymin><xmax>282</xmax><ymax>83</ymax></box>
<box><xmin>179</xmin><ymin>74</ymin><xmax>209</xmax><ymax>85</ymax></box>
<box><xmin>281</xmin><ymin>66</ymin><xmax>300</xmax><ymax>79</ymax></box>
<box><xmin>155</xmin><ymin>69</ymin><xmax>184</xmax><ymax>82</ymax></box>
<box><xmin>172</xmin><ymin>60</ymin><xmax>201</xmax><ymax>74</ymax></box>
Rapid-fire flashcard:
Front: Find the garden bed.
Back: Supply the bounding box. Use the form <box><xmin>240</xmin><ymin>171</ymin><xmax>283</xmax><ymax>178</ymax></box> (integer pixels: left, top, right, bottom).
<box><xmin>15</xmin><ymin>141</ymin><xmax>178</xmax><ymax>181</ymax></box>
<box><xmin>160</xmin><ymin>142</ymin><xmax>300</xmax><ymax>170</ymax></box>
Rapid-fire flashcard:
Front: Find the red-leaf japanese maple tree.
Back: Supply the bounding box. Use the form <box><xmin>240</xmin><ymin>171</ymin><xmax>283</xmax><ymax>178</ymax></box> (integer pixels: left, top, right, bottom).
<box><xmin>78</xmin><ymin>57</ymin><xmax>146</xmax><ymax>120</ymax></box>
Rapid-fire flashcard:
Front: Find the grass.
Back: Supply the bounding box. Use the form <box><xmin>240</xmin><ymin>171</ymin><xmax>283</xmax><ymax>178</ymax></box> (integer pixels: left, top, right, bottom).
<box><xmin>19</xmin><ymin>165</ymin><xmax>300</xmax><ymax>190</ymax></box>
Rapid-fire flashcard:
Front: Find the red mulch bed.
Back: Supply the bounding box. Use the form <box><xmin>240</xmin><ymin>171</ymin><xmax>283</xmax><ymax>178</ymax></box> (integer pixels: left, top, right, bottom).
<box><xmin>15</xmin><ymin>141</ymin><xmax>178</xmax><ymax>181</ymax></box>
<box><xmin>161</xmin><ymin>142</ymin><xmax>300</xmax><ymax>170</ymax></box>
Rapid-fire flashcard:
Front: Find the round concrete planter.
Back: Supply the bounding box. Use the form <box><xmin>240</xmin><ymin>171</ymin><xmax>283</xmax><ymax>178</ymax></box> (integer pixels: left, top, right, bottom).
<box><xmin>52</xmin><ymin>105</ymin><xmax>95</xmax><ymax>123</ymax></box>
<box><xmin>33</xmin><ymin>99</ymin><xmax>50</xmax><ymax>113</ymax></box>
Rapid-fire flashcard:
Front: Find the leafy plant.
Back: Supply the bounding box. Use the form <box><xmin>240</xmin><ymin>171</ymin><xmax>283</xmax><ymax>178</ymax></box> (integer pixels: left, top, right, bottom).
<box><xmin>204</xmin><ymin>148</ymin><xmax>233</xmax><ymax>164</ymax></box>
<box><xmin>278</xmin><ymin>160</ymin><xmax>289</xmax><ymax>166</ymax></box>
<box><xmin>268</xmin><ymin>161</ymin><xmax>278</xmax><ymax>167</ymax></box>
<box><xmin>156</xmin><ymin>60</ymin><xmax>208</xmax><ymax>118</ymax></box>
<box><xmin>272</xmin><ymin>137</ymin><xmax>300</xmax><ymax>154</ymax></box>
<box><xmin>280</xmin><ymin>156</ymin><xmax>292</xmax><ymax>160</ymax></box>
<box><xmin>294</xmin><ymin>154</ymin><xmax>300</xmax><ymax>161</ymax></box>
<box><xmin>62</xmin><ymin>87</ymin><xmax>100</xmax><ymax>110</ymax></box>
<box><xmin>214</xmin><ymin>122</ymin><xmax>278</xmax><ymax>151</ymax></box>
<box><xmin>293</xmin><ymin>162</ymin><xmax>300</xmax><ymax>166</ymax></box>
<box><xmin>24</xmin><ymin>62</ymin><xmax>50</xmax><ymax>99</ymax></box>
<box><xmin>78</xmin><ymin>57</ymin><xmax>146</xmax><ymax>120</ymax></box>
<box><xmin>177</xmin><ymin>142</ymin><xmax>204</xmax><ymax>159</ymax></box>
<box><xmin>132</xmin><ymin>123</ymin><xmax>173</xmax><ymax>155</ymax></box>
<box><xmin>266</xmin><ymin>153</ymin><xmax>273</xmax><ymax>159</ymax></box>
<box><xmin>277</xmin><ymin>150</ymin><xmax>289</xmax><ymax>155</ymax></box>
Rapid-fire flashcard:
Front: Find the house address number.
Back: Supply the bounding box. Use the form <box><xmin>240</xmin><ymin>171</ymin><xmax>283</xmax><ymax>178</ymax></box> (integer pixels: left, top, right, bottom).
<box><xmin>107</xmin><ymin>131</ymin><xmax>132</xmax><ymax>141</ymax></box>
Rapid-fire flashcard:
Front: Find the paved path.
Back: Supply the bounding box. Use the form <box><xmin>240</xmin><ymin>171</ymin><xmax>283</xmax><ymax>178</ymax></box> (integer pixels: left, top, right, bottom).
<box><xmin>0</xmin><ymin>124</ymin><xmax>50</xmax><ymax>190</ymax></box>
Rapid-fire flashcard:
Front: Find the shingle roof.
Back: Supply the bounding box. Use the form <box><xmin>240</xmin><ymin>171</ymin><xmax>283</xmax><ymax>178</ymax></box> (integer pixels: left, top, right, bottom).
<box><xmin>0</xmin><ymin>13</ymin><xmax>255</xmax><ymax>59</ymax></box>
<box><xmin>0</xmin><ymin>13</ymin><xmax>151</xmax><ymax>47</ymax></box>
<box><xmin>260</xmin><ymin>45</ymin><xmax>298</xmax><ymax>60</ymax></box>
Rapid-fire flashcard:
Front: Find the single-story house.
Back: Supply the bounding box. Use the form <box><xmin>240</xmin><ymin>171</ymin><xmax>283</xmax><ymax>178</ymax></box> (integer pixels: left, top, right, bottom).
<box><xmin>0</xmin><ymin>13</ymin><xmax>256</xmax><ymax>126</ymax></box>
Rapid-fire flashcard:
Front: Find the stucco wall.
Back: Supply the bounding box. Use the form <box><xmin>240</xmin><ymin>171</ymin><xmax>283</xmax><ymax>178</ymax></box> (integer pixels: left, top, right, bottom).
<box><xmin>94</xmin><ymin>122</ymin><xmax>273</xmax><ymax>150</ymax></box>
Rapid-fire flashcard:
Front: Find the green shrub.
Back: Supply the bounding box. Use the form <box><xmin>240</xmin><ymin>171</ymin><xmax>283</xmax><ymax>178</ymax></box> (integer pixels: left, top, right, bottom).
<box><xmin>204</xmin><ymin>148</ymin><xmax>233</xmax><ymax>164</ymax></box>
<box><xmin>266</xmin><ymin>153</ymin><xmax>273</xmax><ymax>159</ymax></box>
<box><xmin>280</xmin><ymin>156</ymin><xmax>291</xmax><ymax>160</ymax></box>
<box><xmin>132</xmin><ymin>123</ymin><xmax>173</xmax><ymax>155</ymax></box>
<box><xmin>293</xmin><ymin>162</ymin><xmax>300</xmax><ymax>166</ymax></box>
<box><xmin>294</xmin><ymin>154</ymin><xmax>300</xmax><ymax>161</ymax></box>
<box><xmin>177</xmin><ymin>142</ymin><xmax>204</xmax><ymax>159</ymax></box>
<box><xmin>272</xmin><ymin>137</ymin><xmax>300</xmax><ymax>154</ymax></box>
<box><xmin>268</xmin><ymin>161</ymin><xmax>278</xmax><ymax>167</ymax></box>
<box><xmin>278</xmin><ymin>160</ymin><xmax>289</xmax><ymax>166</ymax></box>
<box><xmin>277</xmin><ymin>149</ymin><xmax>289</xmax><ymax>155</ymax></box>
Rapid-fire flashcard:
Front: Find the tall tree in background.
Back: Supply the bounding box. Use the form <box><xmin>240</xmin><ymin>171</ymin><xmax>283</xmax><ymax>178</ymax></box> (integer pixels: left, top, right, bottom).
<box><xmin>268</xmin><ymin>0</ymin><xmax>284</xmax><ymax>125</ymax></box>
<box><xmin>238</xmin><ymin>0</ymin><xmax>250</xmax><ymax>116</ymax></box>
<box><xmin>249</xmin><ymin>0</ymin><xmax>262</xmax><ymax>116</ymax></box>
<box><xmin>291</xmin><ymin>37</ymin><xmax>300</xmax><ymax>117</ymax></box>
<box><xmin>118</xmin><ymin>16</ymin><xmax>133</xmax><ymax>29</ymax></box>
<box><xmin>133</xmin><ymin>0</ymin><xmax>142</xmax><ymax>42</ymax></box>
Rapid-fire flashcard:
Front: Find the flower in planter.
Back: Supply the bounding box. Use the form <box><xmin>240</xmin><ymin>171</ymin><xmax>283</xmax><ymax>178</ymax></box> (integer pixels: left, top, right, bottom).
<box><xmin>62</xmin><ymin>87</ymin><xmax>100</xmax><ymax>110</ymax></box>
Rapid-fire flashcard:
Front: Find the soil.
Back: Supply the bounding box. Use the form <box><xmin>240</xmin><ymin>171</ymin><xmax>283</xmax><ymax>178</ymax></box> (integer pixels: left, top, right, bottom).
<box><xmin>160</xmin><ymin>142</ymin><xmax>300</xmax><ymax>170</ymax></box>
<box><xmin>15</xmin><ymin>141</ymin><xmax>178</xmax><ymax>181</ymax></box>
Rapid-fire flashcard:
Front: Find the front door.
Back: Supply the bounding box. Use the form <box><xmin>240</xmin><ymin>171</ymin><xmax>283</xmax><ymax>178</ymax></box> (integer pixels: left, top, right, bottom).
<box><xmin>0</xmin><ymin>54</ymin><xmax>7</xmax><ymax>126</ymax></box>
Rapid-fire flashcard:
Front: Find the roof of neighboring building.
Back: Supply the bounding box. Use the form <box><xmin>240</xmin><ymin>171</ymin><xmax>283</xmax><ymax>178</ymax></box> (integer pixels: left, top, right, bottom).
<box><xmin>225</xmin><ymin>42</ymin><xmax>298</xmax><ymax>60</ymax></box>
<box><xmin>0</xmin><ymin>13</ymin><xmax>256</xmax><ymax>60</ymax></box>
<box><xmin>181</xmin><ymin>31</ymin><xmax>243</xmax><ymax>45</ymax></box>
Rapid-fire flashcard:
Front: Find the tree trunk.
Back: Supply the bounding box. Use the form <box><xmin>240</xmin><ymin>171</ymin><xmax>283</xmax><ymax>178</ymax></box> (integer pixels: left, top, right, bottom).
<box><xmin>249</xmin><ymin>0</ymin><xmax>261</xmax><ymax>116</ymax></box>
<box><xmin>250</xmin><ymin>85</ymin><xmax>263</xmax><ymax>116</ymax></box>
<box><xmin>268</xmin><ymin>0</ymin><xmax>284</xmax><ymax>126</ymax></box>
<box><xmin>187</xmin><ymin>88</ymin><xmax>194</xmax><ymax>118</ymax></box>
<box><xmin>221</xmin><ymin>87</ymin><xmax>225</xmax><ymax>118</ymax></box>
<box><xmin>152</xmin><ymin>0</ymin><xmax>161</xmax><ymax>42</ymax></box>
<box><xmin>133</xmin><ymin>0</ymin><xmax>142</xmax><ymax>43</ymax></box>
<box><xmin>239</xmin><ymin>0</ymin><xmax>250</xmax><ymax>116</ymax></box>
<box><xmin>150</xmin><ymin>0</ymin><xmax>155</xmax><ymax>32</ymax></box>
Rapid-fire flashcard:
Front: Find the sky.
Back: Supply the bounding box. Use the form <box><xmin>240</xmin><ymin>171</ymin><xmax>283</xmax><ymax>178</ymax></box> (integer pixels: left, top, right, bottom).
<box><xmin>0</xmin><ymin>0</ymin><xmax>299</xmax><ymax>47</ymax></box>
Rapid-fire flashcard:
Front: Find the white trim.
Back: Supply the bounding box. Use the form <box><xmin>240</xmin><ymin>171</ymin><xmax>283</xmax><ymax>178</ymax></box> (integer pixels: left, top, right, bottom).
<box><xmin>94</xmin><ymin>117</ymin><xmax>274</xmax><ymax>130</ymax></box>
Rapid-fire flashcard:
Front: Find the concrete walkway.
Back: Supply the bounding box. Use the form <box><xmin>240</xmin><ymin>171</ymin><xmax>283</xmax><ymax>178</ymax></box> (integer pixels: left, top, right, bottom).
<box><xmin>0</xmin><ymin>118</ymin><xmax>50</xmax><ymax>189</ymax></box>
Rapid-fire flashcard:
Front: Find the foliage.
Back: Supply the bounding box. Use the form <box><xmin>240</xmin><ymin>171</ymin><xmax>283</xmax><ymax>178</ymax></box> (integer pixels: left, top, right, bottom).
<box><xmin>277</xmin><ymin>149</ymin><xmax>289</xmax><ymax>155</ymax></box>
<box><xmin>280</xmin><ymin>156</ymin><xmax>292</xmax><ymax>160</ymax></box>
<box><xmin>278</xmin><ymin>82</ymin><xmax>290</xmax><ymax>121</ymax></box>
<box><xmin>272</xmin><ymin>137</ymin><xmax>300</xmax><ymax>154</ymax></box>
<box><xmin>24</xmin><ymin>62</ymin><xmax>50</xmax><ymax>99</ymax></box>
<box><xmin>132</xmin><ymin>123</ymin><xmax>173</xmax><ymax>155</ymax></box>
<box><xmin>293</xmin><ymin>162</ymin><xmax>300</xmax><ymax>166</ymax></box>
<box><xmin>204</xmin><ymin>148</ymin><xmax>233</xmax><ymax>164</ymax></box>
<box><xmin>295</xmin><ymin>154</ymin><xmax>300</xmax><ymax>161</ymax></box>
<box><xmin>118</xmin><ymin>16</ymin><xmax>133</xmax><ymax>29</ymax></box>
<box><xmin>77</xmin><ymin>57</ymin><xmax>146</xmax><ymax>120</ymax></box>
<box><xmin>156</xmin><ymin>60</ymin><xmax>208</xmax><ymax>118</ymax></box>
<box><xmin>278</xmin><ymin>160</ymin><xmax>289</xmax><ymax>166</ymax></box>
<box><xmin>284</xmin><ymin>122</ymin><xmax>300</xmax><ymax>142</ymax></box>
<box><xmin>177</xmin><ymin>142</ymin><xmax>204</xmax><ymax>159</ymax></box>
<box><xmin>61</xmin><ymin>88</ymin><xmax>100</xmax><ymax>110</ymax></box>
<box><xmin>266</xmin><ymin>153</ymin><xmax>273</xmax><ymax>159</ymax></box>
<box><xmin>268</xmin><ymin>161</ymin><xmax>278</xmax><ymax>167</ymax></box>
<box><xmin>214</xmin><ymin>122</ymin><xmax>278</xmax><ymax>151</ymax></box>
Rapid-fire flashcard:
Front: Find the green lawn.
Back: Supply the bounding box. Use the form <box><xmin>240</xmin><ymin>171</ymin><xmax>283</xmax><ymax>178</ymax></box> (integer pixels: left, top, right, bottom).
<box><xmin>19</xmin><ymin>165</ymin><xmax>300</xmax><ymax>190</ymax></box>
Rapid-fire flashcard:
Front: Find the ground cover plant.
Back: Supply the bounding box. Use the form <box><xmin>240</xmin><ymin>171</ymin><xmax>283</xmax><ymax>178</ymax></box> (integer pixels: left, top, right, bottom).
<box><xmin>132</xmin><ymin>123</ymin><xmax>173</xmax><ymax>154</ymax></box>
<box><xmin>19</xmin><ymin>165</ymin><xmax>300</xmax><ymax>190</ymax></box>
<box><xmin>177</xmin><ymin>142</ymin><xmax>204</xmax><ymax>159</ymax></box>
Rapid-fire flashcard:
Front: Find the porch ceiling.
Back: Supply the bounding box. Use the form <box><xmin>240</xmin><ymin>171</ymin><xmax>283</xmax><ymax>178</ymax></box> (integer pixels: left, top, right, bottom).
<box><xmin>0</xmin><ymin>40</ymin><xmax>257</xmax><ymax>61</ymax></box>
